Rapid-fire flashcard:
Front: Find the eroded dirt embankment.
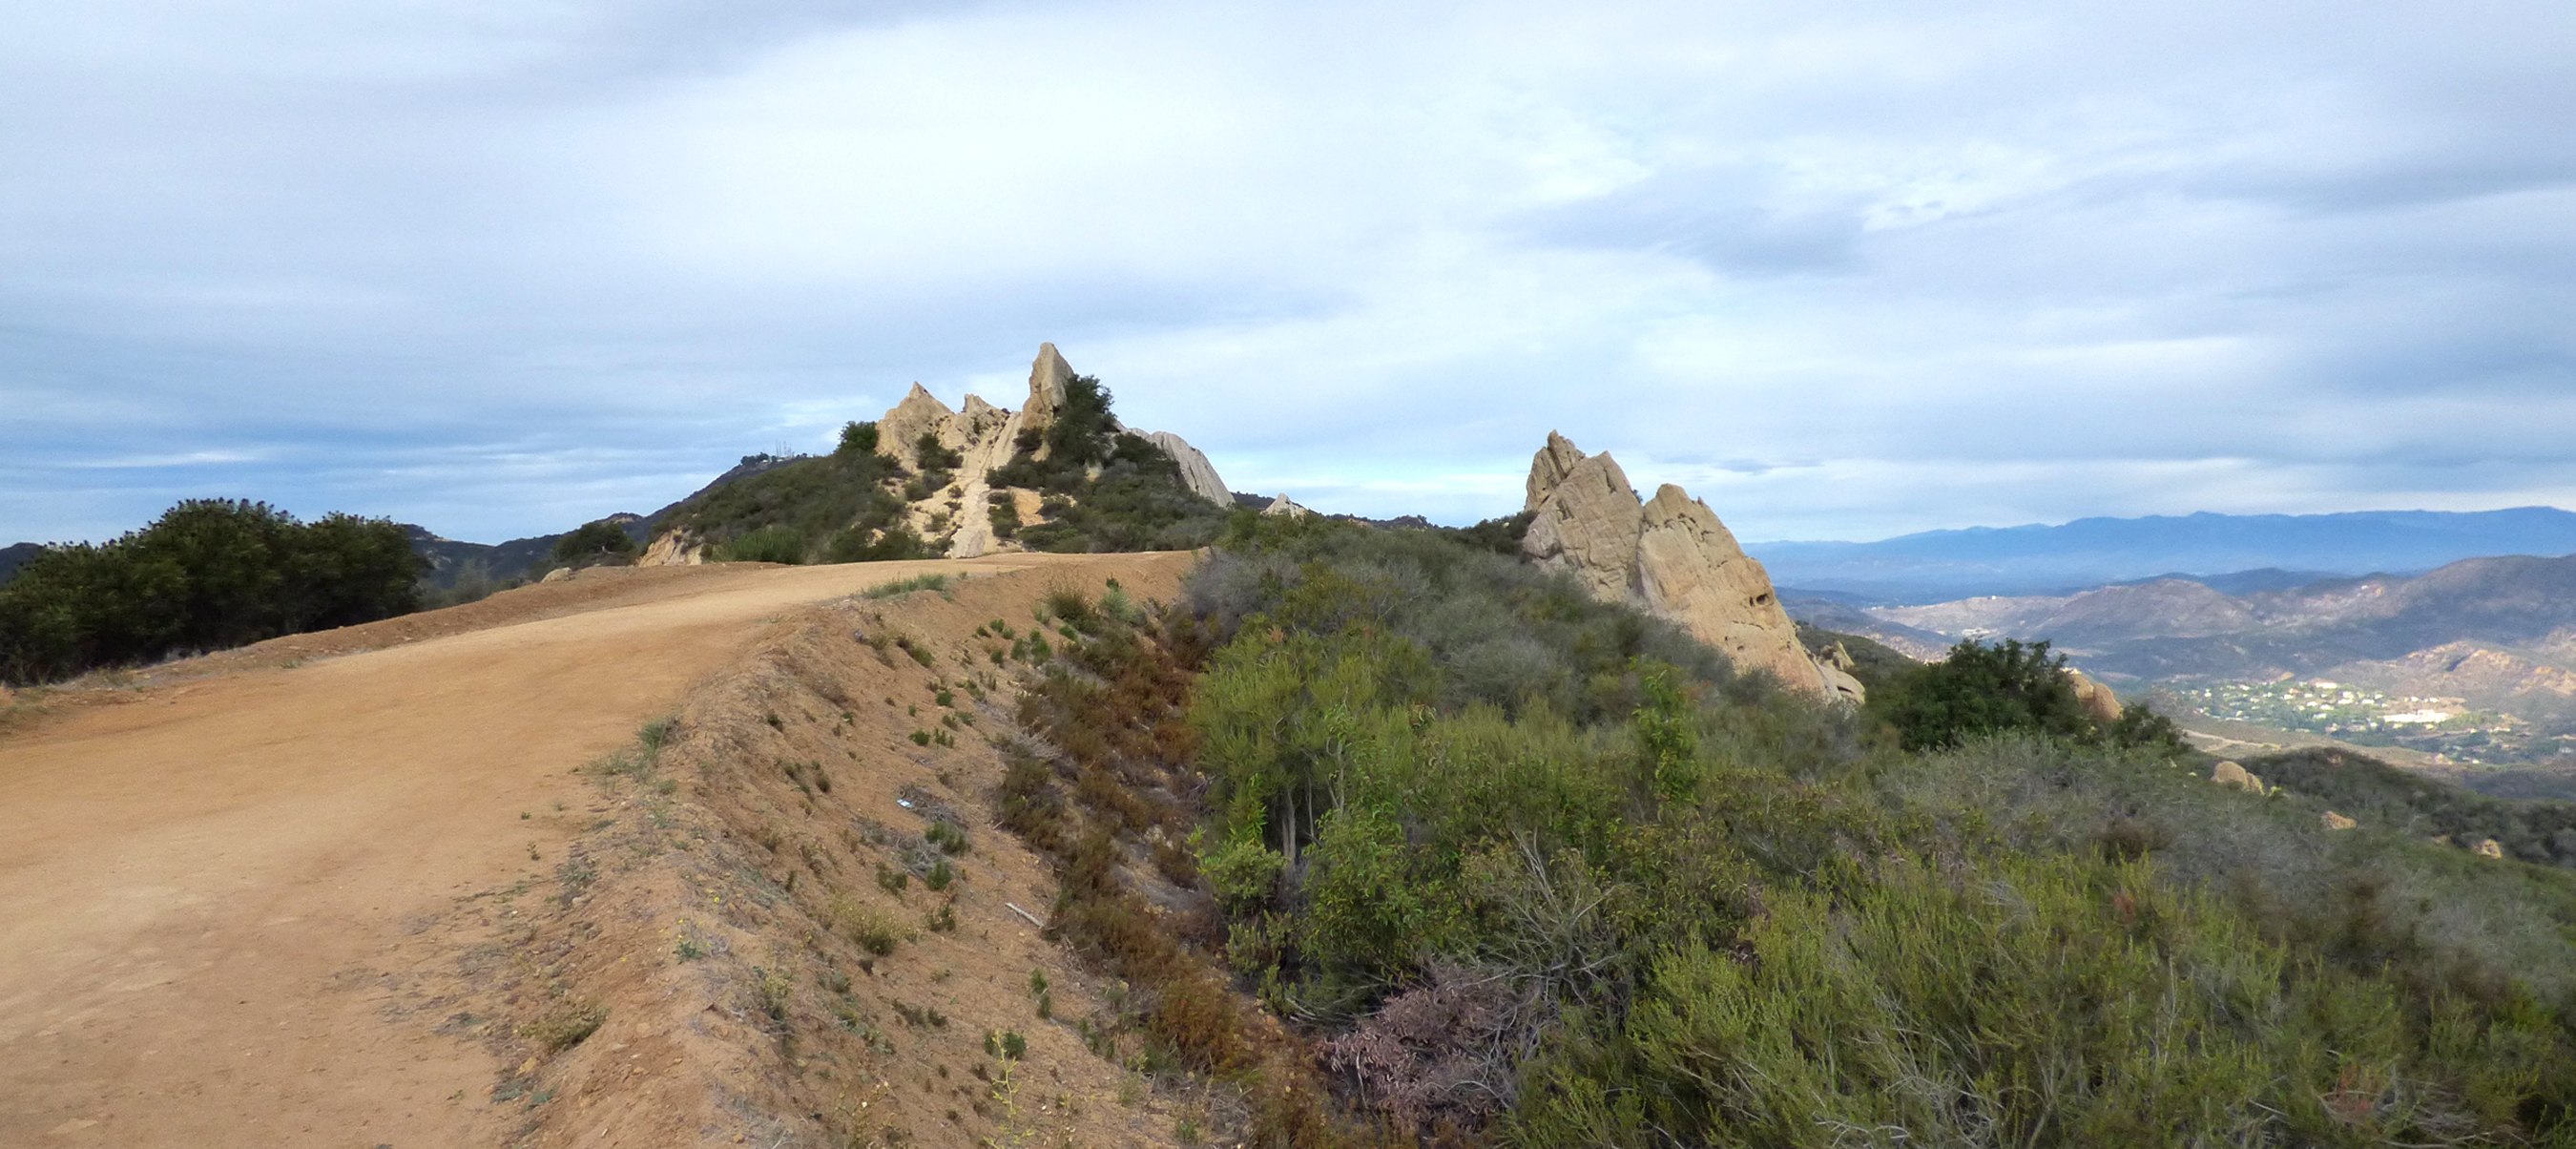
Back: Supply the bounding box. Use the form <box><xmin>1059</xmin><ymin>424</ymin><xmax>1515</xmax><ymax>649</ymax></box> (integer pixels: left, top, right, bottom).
<box><xmin>0</xmin><ymin>553</ymin><xmax>1193</xmax><ymax>1148</ymax></box>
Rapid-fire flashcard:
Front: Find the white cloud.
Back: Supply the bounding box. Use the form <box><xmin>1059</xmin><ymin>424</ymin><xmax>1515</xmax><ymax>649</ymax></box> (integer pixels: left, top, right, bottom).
<box><xmin>1</xmin><ymin>0</ymin><xmax>2571</xmax><ymax>543</ymax></box>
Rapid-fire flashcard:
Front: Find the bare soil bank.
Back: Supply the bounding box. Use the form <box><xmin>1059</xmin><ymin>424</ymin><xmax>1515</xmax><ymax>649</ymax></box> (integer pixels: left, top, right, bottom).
<box><xmin>0</xmin><ymin>554</ymin><xmax>1195</xmax><ymax>1148</ymax></box>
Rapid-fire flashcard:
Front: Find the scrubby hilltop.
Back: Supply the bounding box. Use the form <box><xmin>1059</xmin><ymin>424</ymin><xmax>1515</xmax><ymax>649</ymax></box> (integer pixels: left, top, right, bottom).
<box><xmin>646</xmin><ymin>345</ymin><xmax>1235</xmax><ymax>565</ymax></box>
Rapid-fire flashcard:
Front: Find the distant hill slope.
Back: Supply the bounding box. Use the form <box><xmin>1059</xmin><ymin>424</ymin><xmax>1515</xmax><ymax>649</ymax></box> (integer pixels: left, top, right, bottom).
<box><xmin>406</xmin><ymin>454</ymin><xmax>796</xmax><ymax>588</ymax></box>
<box><xmin>0</xmin><ymin>542</ymin><xmax>37</xmax><ymax>586</ymax></box>
<box><xmin>1753</xmin><ymin>507</ymin><xmax>2576</xmax><ymax>601</ymax></box>
<box><xmin>1874</xmin><ymin>554</ymin><xmax>2576</xmax><ymax>676</ymax></box>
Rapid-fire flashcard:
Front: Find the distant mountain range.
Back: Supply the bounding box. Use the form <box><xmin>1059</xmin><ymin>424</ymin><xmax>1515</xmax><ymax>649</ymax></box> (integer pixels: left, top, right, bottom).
<box><xmin>1751</xmin><ymin>507</ymin><xmax>2576</xmax><ymax>603</ymax></box>
<box><xmin>1820</xmin><ymin>554</ymin><xmax>2576</xmax><ymax>763</ymax></box>
<box><xmin>0</xmin><ymin>542</ymin><xmax>36</xmax><ymax>585</ymax></box>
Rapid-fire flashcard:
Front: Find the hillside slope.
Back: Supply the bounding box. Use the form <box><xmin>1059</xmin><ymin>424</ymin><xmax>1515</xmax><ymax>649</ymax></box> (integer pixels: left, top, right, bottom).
<box><xmin>0</xmin><ymin>552</ymin><xmax>1197</xmax><ymax>1148</ymax></box>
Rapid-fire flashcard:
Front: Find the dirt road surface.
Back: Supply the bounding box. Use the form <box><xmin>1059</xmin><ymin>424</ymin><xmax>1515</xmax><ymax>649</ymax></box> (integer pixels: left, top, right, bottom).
<box><xmin>0</xmin><ymin>554</ymin><xmax>1180</xmax><ymax>1147</ymax></box>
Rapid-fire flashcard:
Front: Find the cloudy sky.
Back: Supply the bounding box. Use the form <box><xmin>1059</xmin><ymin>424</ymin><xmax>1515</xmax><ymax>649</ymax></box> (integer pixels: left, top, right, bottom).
<box><xmin>4</xmin><ymin>0</ymin><xmax>2570</xmax><ymax>545</ymax></box>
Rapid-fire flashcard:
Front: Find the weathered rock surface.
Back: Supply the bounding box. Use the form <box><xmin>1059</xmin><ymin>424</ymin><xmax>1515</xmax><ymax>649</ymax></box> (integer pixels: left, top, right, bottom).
<box><xmin>1148</xmin><ymin>431</ymin><xmax>1233</xmax><ymax>506</ymax></box>
<box><xmin>2212</xmin><ymin>761</ymin><xmax>2264</xmax><ymax>793</ymax></box>
<box><xmin>2476</xmin><ymin>837</ymin><xmax>2504</xmax><ymax>859</ymax></box>
<box><xmin>1521</xmin><ymin>434</ymin><xmax>1645</xmax><ymax>604</ymax></box>
<box><xmin>2067</xmin><ymin>669</ymin><xmax>2125</xmax><ymax>724</ymax></box>
<box><xmin>1020</xmin><ymin>343</ymin><xmax>1075</xmax><ymax>458</ymax></box>
<box><xmin>1262</xmin><ymin>494</ymin><xmax>1311</xmax><ymax>519</ymax></box>
<box><xmin>879</xmin><ymin>384</ymin><xmax>959</xmax><ymax>471</ymax></box>
<box><xmin>865</xmin><ymin>345</ymin><xmax>1230</xmax><ymax>558</ymax></box>
<box><xmin>638</xmin><ymin>532</ymin><xmax>706</xmax><ymax>567</ymax></box>
<box><xmin>2322</xmin><ymin>810</ymin><xmax>2358</xmax><ymax>831</ymax></box>
<box><xmin>1634</xmin><ymin>485</ymin><xmax>1825</xmax><ymax>696</ymax></box>
<box><xmin>1519</xmin><ymin>431</ymin><xmax>1839</xmax><ymax>700</ymax></box>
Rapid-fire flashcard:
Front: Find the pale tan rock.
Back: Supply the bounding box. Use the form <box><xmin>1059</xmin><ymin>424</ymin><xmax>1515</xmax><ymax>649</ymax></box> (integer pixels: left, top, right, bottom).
<box><xmin>2212</xmin><ymin>761</ymin><xmax>2263</xmax><ymax>793</ymax></box>
<box><xmin>1524</xmin><ymin>430</ymin><xmax>1593</xmax><ymax>512</ymax></box>
<box><xmin>637</xmin><ymin>532</ymin><xmax>705</xmax><ymax>567</ymax></box>
<box><xmin>837</xmin><ymin>343</ymin><xmax>1233</xmax><ymax>558</ymax></box>
<box><xmin>539</xmin><ymin>567</ymin><xmax>573</xmax><ymax>583</ymax></box>
<box><xmin>1635</xmin><ymin>484</ymin><xmax>1824</xmax><ymax>696</ymax></box>
<box><xmin>1520</xmin><ymin>440</ymin><xmax>1644</xmax><ymax>604</ymax></box>
<box><xmin>1517</xmin><ymin>432</ymin><xmax>1841</xmax><ymax>700</ymax></box>
<box><xmin>1020</xmin><ymin>343</ymin><xmax>1076</xmax><ymax>457</ymax></box>
<box><xmin>2475</xmin><ymin>838</ymin><xmax>2504</xmax><ymax>859</ymax></box>
<box><xmin>879</xmin><ymin>383</ymin><xmax>958</xmax><ymax>470</ymax></box>
<box><xmin>1818</xmin><ymin>662</ymin><xmax>1867</xmax><ymax>705</ymax></box>
<box><xmin>2322</xmin><ymin>810</ymin><xmax>2358</xmax><ymax>831</ymax></box>
<box><xmin>2067</xmin><ymin>669</ymin><xmax>2124</xmax><ymax>724</ymax></box>
<box><xmin>1261</xmin><ymin>494</ymin><xmax>1310</xmax><ymax>518</ymax></box>
<box><xmin>1147</xmin><ymin>430</ymin><xmax>1232</xmax><ymax>505</ymax></box>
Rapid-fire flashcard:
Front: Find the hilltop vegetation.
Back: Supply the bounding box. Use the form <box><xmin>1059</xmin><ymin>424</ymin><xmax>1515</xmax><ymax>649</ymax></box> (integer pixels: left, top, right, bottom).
<box><xmin>655</xmin><ymin>432</ymin><xmax>925</xmax><ymax>563</ymax></box>
<box><xmin>986</xmin><ymin>374</ymin><xmax>1232</xmax><ymax>553</ymax></box>
<box><xmin>654</xmin><ymin>373</ymin><xmax>1229</xmax><ymax>561</ymax></box>
<box><xmin>1000</xmin><ymin>512</ymin><xmax>2576</xmax><ymax>1147</ymax></box>
<box><xmin>0</xmin><ymin>499</ymin><xmax>423</xmax><ymax>685</ymax></box>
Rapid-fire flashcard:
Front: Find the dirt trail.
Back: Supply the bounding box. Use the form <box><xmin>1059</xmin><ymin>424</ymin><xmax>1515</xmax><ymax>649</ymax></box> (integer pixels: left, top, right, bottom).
<box><xmin>0</xmin><ymin>554</ymin><xmax>1189</xmax><ymax>1148</ymax></box>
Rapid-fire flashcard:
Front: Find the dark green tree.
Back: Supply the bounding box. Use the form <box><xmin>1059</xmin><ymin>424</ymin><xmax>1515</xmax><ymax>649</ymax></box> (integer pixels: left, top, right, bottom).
<box><xmin>551</xmin><ymin>518</ymin><xmax>640</xmax><ymax>564</ymax></box>
<box><xmin>1874</xmin><ymin>637</ymin><xmax>2094</xmax><ymax>751</ymax></box>
<box><xmin>0</xmin><ymin>499</ymin><xmax>424</xmax><ymax>685</ymax></box>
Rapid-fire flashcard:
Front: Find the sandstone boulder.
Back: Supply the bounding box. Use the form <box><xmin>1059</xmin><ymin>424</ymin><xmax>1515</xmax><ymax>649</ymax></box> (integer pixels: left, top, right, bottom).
<box><xmin>539</xmin><ymin>566</ymin><xmax>573</xmax><ymax>583</ymax></box>
<box><xmin>2067</xmin><ymin>669</ymin><xmax>2124</xmax><ymax>724</ymax></box>
<box><xmin>1634</xmin><ymin>485</ymin><xmax>1823</xmax><ymax>696</ymax></box>
<box><xmin>1020</xmin><ymin>343</ymin><xmax>1076</xmax><ymax>457</ymax></box>
<box><xmin>1518</xmin><ymin>432</ymin><xmax>1839</xmax><ymax>700</ymax></box>
<box><xmin>637</xmin><ymin>532</ymin><xmax>705</xmax><ymax>567</ymax></box>
<box><xmin>1147</xmin><ymin>430</ymin><xmax>1233</xmax><ymax>506</ymax></box>
<box><xmin>2212</xmin><ymin>761</ymin><xmax>2263</xmax><ymax>793</ymax></box>
<box><xmin>2322</xmin><ymin>810</ymin><xmax>2357</xmax><ymax>831</ymax></box>
<box><xmin>879</xmin><ymin>384</ymin><xmax>959</xmax><ymax>470</ymax></box>
<box><xmin>1520</xmin><ymin>437</ymin><xmax>1645</xmax><ymax>604</ymax></box>
<box><xmin>2475</xmin><ymin>838</ymin><xmax>2504</xmax><ymax>859</ymax></box>
<box><xmin>1262</xmin><ymin>494</ymin><xmax>1311</xmax><ymax>519</ymax></box>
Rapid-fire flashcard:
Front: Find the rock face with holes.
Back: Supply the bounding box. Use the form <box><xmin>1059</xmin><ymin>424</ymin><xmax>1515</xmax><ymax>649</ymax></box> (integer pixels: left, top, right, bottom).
<box><xmin>1521</xmin><ymin>431</ymin><xmax>1835</xmax><ymax>699</ymax></box>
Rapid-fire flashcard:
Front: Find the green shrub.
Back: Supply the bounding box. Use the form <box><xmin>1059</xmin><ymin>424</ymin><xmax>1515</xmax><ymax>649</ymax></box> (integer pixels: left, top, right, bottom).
<box><xmin>862</xmin><ymin>574</ymin><xmax>950</xmax><ymax>599</ymax></box>
<box><xmin>551</xmin><ymin>517</ymin><xmax>639</xmax><ymax>564</ymax></box>
<box><xmin>0</xmin><ymin>499</ymin><xmax>425</xmax><ymax>685</ymax></box>
<box><xmin>519</xmin><ymin>999</ymin><xmax>608</xmax><ymax>1053</ymax></box>
<box><xmin>837</xmin><ymin>420</ymin><xmax>880</xmax><ymax>456</ymax></box>
<box><xmin>1873</xmin><ymin>637</ymin><xmax>2098</xmax><ymax>750</ymax></box>
<box><xmin>716</xmin><ymin>525</ymin><xmax>805</xmax><ymax>564</ymax></box>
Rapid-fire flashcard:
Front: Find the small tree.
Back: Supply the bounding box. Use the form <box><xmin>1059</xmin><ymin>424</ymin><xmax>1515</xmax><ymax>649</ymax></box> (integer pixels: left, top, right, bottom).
<box><xmin>1875</xmin><ymin>637</ymin><xmax>2093</xmax><ymax>751</ymax></box>
<box><xmin>838</xmin><ymin>420</ymin><xmax>881</xmax><ymax>456</ymax></box>
<box><xmin>551</xmin><ymin>518</ymin><xmax>639</xmax><ymax>564</ymax></box>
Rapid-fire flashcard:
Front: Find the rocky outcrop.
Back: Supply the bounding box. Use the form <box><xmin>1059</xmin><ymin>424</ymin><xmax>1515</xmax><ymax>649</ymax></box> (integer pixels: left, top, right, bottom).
<box><xmin>1262</xmin><ymin>494</ymin><xmax>1311</xmax><ymax>519</ymax></box>
<box><xmin>1520</xmin><ymin>432</ymin><xmax>1838</xmax><ymax>700</ymax></box>
<box><xmin>1020</xmin><ymin>343</ymin><xmax>1076</xmax><ymax>459</ymax></box>
<box><xmin>2067</xmin><ymin>669</ymin><xmax>2124</xmax><ymax>724</ymax></box>
<box><xmin>2475</xmin><ymin>838</ymin><xmax>2504</xmax><ymax>859</ymax></box>
<box><xmin>638</xmin><ymin>532</ymin><xmax>706</xmax><ymax>567</ymax></box>
<box><xmin>1148</xmin><ymin>431</ymin><xmax>1232</xmax><ymax>506</ymax></box>
<box><xmin>879</xmin><ymin>384</ymin><xmax>960</xmax><ymax>471</ymax></box>
<box><xmin>1523</xmin><ymin>435</ymin><xmax>1645</xmax><ymax>604</ymax></box>
<box><xmin>862</xmin><ymin>345</ymin><xmax>1231</xmax><ymax>558</ymax></box>
<box><xmin>2212</xmin><ymin>761</ymin><xmax>2264</xmax><ymax>793</ymax></box>
<box><xmin>2322</xmin><ymin>810</ymin><xmax>2358</xmax><ymax>831</ymax></box>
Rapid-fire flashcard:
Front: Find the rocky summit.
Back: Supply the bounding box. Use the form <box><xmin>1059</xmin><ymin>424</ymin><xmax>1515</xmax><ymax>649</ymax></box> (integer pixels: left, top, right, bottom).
<box><xmin>645</xmin><ymin>344</ymin><xmax>1231</xmax><ymax>563</ymax></box>
<box><xmin>1521</xmin><ymin>431</ymin><xmax>1858</xmax><ymax>701</ymax></box>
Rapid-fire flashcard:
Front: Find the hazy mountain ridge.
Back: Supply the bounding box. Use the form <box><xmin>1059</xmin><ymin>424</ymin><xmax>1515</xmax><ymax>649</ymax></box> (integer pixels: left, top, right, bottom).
<box><xmin>1848</xmin><ymin>554</ymin><xmax>2576</xmax><ymax>763</ymax></box>
<box><xmin>0</xmin><ymin>542</ymin><xmax>36</xmax><ymax>585</ymax></box>
<box><xmin>1755</xmin><ymin>507</ymin><xmax>2576</xmax><ymax>601</ymax></box>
